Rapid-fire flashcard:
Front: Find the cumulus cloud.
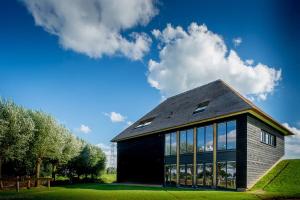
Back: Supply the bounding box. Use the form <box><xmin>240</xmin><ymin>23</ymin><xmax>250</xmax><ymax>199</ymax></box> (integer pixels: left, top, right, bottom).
<box><xmin>104</xmin><ymin>111</ymin><xmax>126</xmax><ymax>123</ymax></box>
<box><xmin>148</xmin><ymin>23</ymin><xmax>281</xmax><ymax>100</ymax></box>
<box><xmin>77</xmin><ymin>124</ymin><xmax>91</xmax><ymax>134</ymax></box>
<box><xmin>23</xmin><ymin>0</ymin><xmax>157</xmax><ymax>60</ymax></box>
<box><xmin>233</xmin><ymin>37</ymin><xmax>242</xmax><ymax>47</ymax></box>
<box><xmin>282</xmin><ymin>123</ymin><xmax>300</xmax><ymax>159</ymax></box>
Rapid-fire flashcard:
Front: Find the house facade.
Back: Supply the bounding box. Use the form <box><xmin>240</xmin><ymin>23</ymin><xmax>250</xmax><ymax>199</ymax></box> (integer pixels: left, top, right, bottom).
<box><xmin>112</xmin><ymin>80</ymin><xmax>292</xmax><ymax>190</ymax></box>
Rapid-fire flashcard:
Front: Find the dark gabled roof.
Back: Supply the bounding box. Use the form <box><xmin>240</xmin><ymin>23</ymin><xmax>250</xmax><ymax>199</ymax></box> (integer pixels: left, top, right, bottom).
<box><xmin>112</xmin><ymin>80</ymin><xmax>293</xmax><ymax>142</ymax></box>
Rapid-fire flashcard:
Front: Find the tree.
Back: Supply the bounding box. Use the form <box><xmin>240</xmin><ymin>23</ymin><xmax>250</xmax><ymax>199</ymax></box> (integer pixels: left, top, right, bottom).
<box><xmin>28</xmin><ymin>111</ymin><xmax>65</xmax><ymax>186</ymax></box>
<box><xmin>51</xmin><ymin>132</ymin><xmax>82</xmax><ymax>180</ymax></box>
<box><xmin>0</xmin><ymin>99</ymin><xmax>34</xmax><ymax>181</ymax></box>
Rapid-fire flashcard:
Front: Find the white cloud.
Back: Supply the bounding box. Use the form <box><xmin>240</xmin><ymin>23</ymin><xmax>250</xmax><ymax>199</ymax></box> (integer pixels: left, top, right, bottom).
<box><xmin>282</xmin><ymin>123</ymin><xmax>300</xmax><ymax>159</ymax></box>
<box><xmin>105</xmin><ymin>112</ymin><xmax>126</xmax><ymax>123</ymax></box>
<box><xmin>77</xmin><ymin>124</ymin><xmax>91</xmax><ymax>134</ymax></box>
<box><xmin>23</xmin><ymin>0</ymin><xmax>157</xmax><ymax>60</ymax></box>
<box><xmin>148</xmin><ymin>23</ymin><xmax>281</xmax><ymax>100</ymax></box>
<box><xmin>233</xmin><ymin>37</ymin><xmax>242</xmax><ymax>47</ymax></box>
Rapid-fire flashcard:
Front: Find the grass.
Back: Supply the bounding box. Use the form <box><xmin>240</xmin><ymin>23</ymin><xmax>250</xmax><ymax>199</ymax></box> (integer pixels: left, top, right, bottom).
<box><xmin>0</xmin><ymin>184</ymin><xmax>258</xmax><ymax>200</ymax></box>
<box><xmin>100</xmin><ymin>173</ymin><xmax>116</xmax><ymax>183</ymax></box>
<box><xmin>1</xmin><ymin>160</ymin><xmax>299</xmax><ymax>200</ymax></box>
<box><xmin>251</xmin><ymin>159</ymin><xmax>300</xmax><ymax>199</ymax></box>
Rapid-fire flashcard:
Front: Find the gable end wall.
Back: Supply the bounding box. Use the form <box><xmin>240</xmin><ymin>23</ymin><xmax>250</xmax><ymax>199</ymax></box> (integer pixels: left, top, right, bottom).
<box><xmin>246</xmin><ymin>115</ymin><xmax>285</xmax><ymax>188</ymax></box>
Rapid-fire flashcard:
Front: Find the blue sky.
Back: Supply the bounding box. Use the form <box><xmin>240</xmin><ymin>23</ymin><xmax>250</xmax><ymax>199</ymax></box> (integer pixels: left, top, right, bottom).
<box><xmin>0</xmin><ymin>0</ymin><xmax>299</xmax><ymax>158</ymax></box>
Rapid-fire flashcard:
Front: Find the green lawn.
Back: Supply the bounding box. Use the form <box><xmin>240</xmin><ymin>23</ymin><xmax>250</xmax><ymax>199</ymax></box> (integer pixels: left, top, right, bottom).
<box><xmin>0</xmin><ymin>184</ymin><xmax>258</xmax><ymax>200</ymax></box>
<box><xmin>1</xmin><ymin>159</ymin><xmax>299</xmax><ymax>200</ymax></box>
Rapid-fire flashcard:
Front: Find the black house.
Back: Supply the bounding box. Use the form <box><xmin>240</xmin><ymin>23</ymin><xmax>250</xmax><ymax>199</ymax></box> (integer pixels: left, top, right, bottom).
<box><xmin>111</xmin><ymin>80</ymin><xmax>293</xmax><ymax>190</ymax></box>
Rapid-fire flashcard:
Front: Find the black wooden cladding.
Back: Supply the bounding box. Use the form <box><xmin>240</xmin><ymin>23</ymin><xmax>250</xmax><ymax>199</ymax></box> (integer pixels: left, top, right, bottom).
<box><xmin>117</xmin><ymin>133</ymin><xmax>164</xmax><ymax>184</ymax></box>
<box><xmin>236</xmin><ymin>114</ymin><xmax>247</xmax><ymax>189</ymax></box>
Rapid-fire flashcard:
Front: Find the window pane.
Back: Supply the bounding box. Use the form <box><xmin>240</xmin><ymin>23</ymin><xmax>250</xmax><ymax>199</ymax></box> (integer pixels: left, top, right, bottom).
<box><xmin>266</xmin><ymin>133</ymin><xmax>269</xmax><ymax>145</ymax></box>
<box><xmin>170</xmin><ymin>164</ymin><xmax>177</xmax><ymax>185</ymax></box>
<box><xmin>165</xmin><ymin>134</ymin><xmax>170</xmax><ymax>156</ymax></box>
<box><xmin>227</xmin><ymin>120</ymin><xmax>236</xmax><ymax>150</ymax></box>
<box><xmin>170</xmin><ymin>132</ymin><xmax>177</xmax><ymax>155</ymax></box>
<box><xmin>204</xmin><ymin>163</ymin><xmax>213</xmax><ymax>186</ymax></box>
<box><xmin>197</xmin><ymin>127</ymin><xmax>205</xmax><ymax>152</ymax></box>
<box><xmin>217</xmin><ymin>162</ymin><xmax>226</xmax><ymax>188</ymax></box>
<box><xmin>187</xmin><ymin>129</ymin><xmax>194</xmax><ymax>153</ymax></box>
<box><xmin>165</xmin><ymin>165</ymin><xmax>170</xmax><ymax>185</ymax></box>
<box><xmin>217</xmin><ymin>123</ymin><xmax>226</xmax><ymax>150</ymax></box>
<box><xmin>196</xmin><ymin>164</ymin><xmax>204</xmax><ymax>186</ymax></box>
<box><xmin>186</xmin><ymin>164</ymin><xmax>193</xmax><ymax>186</ymax></box>
<box><xmin>227</xmin><ymin>161</ymin><xmax>236</xmax><ymax>189</ymax></box>
<box><xmin>205</xmin><ymin>126</ymin><xmax>213</xmax><ymax>152</ymax></box>
<box><xmin>180</xmin><ymin>131</ymin><xmax>187</xmax><ymax>154</ymax></box>
<box><xmin>179</xmin><ymin>165</ymin><xmax>186</xmax><ymax>185</ymax></box>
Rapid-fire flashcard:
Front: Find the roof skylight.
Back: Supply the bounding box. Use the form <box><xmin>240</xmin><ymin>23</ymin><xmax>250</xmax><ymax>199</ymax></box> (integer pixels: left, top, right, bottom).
<box><xmin>135</xmin><ymin>118</ymin><xmax>154</xmax><ymax>128</ymax></box>
<box><xmin>193</xmin><ymin>101</ymin><xmax>209</xmax><ymax>114</ymax></box>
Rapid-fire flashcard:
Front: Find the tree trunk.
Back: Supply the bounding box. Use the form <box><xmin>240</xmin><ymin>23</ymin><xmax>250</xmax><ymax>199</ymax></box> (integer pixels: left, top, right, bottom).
<box><xmin>52</xmin><ymin>164</ymin><xmax>56</xmax><ymax>181</ymax></box>
<box><xmin>35</xmin><ymin>158</ymin><xmax>42</xmax><ymax>187</ymax></box>
<box><xmin>0</xmin><ymin>157</ymin><xmax>3</xmax><ymax>190</ymax></box>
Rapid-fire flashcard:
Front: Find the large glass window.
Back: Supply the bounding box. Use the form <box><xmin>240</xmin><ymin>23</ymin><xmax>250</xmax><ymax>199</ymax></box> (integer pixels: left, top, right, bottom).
<box><xmin>217</xmin><ymin>120</ymin><xmax>236</xmax><ymax>151</ymax></box>
<box><xmin>180</xmin><ymin>129</ymin><xmax>193</xmax><ymax>154</ymax></box>
<box><xmin>165</xmin><ymin>134</ymin><xmax>171</xmax><ymax>156</ymax></box>
<box><xmin>217</xmin><ymin>162</ymin><xmax>226</xmax><ymax>188</ymax></box>
<box><xmin>196</xmin><ymin>164</ymin><xmax>204</xmax><ymax>186</ymax></box>
<box><xmin>165</xmin><ymin>165</ymin><xmax>171</xmax><ymax>185</ymax></box>
<box><xmin>197</xmin><ymin>127</ymin><xmax>205</xmax><ymax>152</ymax></box>
<box><xmin>170</xmin><ymin>132</ymin><xmax>177</xmax><ymax>155</ymax></box>
<box><xmin>217</xmin><ymin>123</ymin><xmax>226</xmax><ymax>150</ymax></box>
<box><xmin>170</xmin><ymin>164</ymin><xmax>177</xmax><ymax>185</ymax></box>
<box><xmin>180</xmin><ymin>131</ymin><xmax>187</xmax><ymax>154</ymax></box>
<box><xmin>186</xmin><ymin>164</ymin><xmax>193</xmax><ymax>186</ymax></box>
<box><xmin>165</xmin><ymin>132</ymin><xmax>177</xmax><ymax>156</ymax></box>
<box><xmin>227</xmin><ymin>121</ymin><xmax>236</xmax><ymax>150</ymax></box>
<box><xmin>187</xmin><ymin>129</ymin><xmax>194</xmax><ymax>153</ymax></box>
<box><xmin>204</xmin><ymin>163</ymin><xmax>213</xmax><ymax>186</ymax></box>
<box><xmin>205</xmin><ymin>126</ymin><xmax>214</xmax><ymax>152</ymax></box>
<box><xmin>165</xmin><ymin>164</ymin><xmax>177</xmax><ymax>186</ymax></box>
<box><xmin>179</xmin><ymin>165</ymin><xmax>186</xmax><ymax>185</ymax></box>
<box><xmin>227</xmin><ymin>161</ymin><xmax>236</xmax><ymax>189</ymax></box>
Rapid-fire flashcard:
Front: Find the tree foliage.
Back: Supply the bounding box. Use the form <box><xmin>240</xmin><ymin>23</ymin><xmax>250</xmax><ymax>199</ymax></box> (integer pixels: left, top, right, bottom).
<box><xmin>0</xmin><ymin>98</ymin><xmax>106</xmax><ymax>181</ymax></box>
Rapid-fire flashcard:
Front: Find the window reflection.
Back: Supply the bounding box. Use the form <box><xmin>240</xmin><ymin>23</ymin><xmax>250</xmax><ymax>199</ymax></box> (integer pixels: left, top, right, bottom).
<box><xmin>186</xmin><ymin>164</ymin><xmax>193</xmax><ymax>186</ymax></box>
<box><xmin>170</xmin><ymin>132</ymin><xmax>177</xmax><ymax>155</ymax></box>
<box><xmin>165</xmin><ymin>134</ymin><xmax>170</xmax><ymax>156</ymax></box>
<box><xmin>217</xmin><ymin>123</ymin><xmax>226</xmax><ymax>150</ymax></box>
<box><xmin>204</xmin><ymin>163</ymin><xmax>213</xmax><ymax>186</ymax></box>
<box><xmin>186</xmin><ymin>129</ymin><xmax>194</xmax><ymax>153</ymax></box>
<box><xmin>170</xmin><ymin>164</ymin><xmax>177</xmax><ymax>185</ymax></box>
<box><xmin>165</xmin><ymin>165</ymin><xmax>170</xmax><ymax>185</ymax></box>
<box><xmin>196</xmin><ymin>164</ymin><xmax>204</xmax><ymax>186</ymax></box>
<box><xmin>205</xmin><ymin>126</ymin><xmax>213</xmax><ymax>152</ymax></box>
<box><xmin>227</xmin><ymin>121</ymin><xmax>236</xmax><ymax>150</ymax></box>
<box><xmin>180</xmin><ymin>131</ymin><xmax>186</xmax><ymax>154</ymax></box>
<box><xmin>227</xmin><ymin>161</ymin><xmax>236</xmax><ymax>189</ymax></box>
<box><xmin>197</xmin><ymin>127</ymin><xmax>205</xmax><ymax>152</ymax></box>
<box><xmin>179</xmin><ymin>165</ymin><xmax>186</xmax><ymax>185</ymax></box>
<box><xmin>217</xmin><ymin>162</ymin><xmax>226</xmax><ymax>188</ymax></box>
